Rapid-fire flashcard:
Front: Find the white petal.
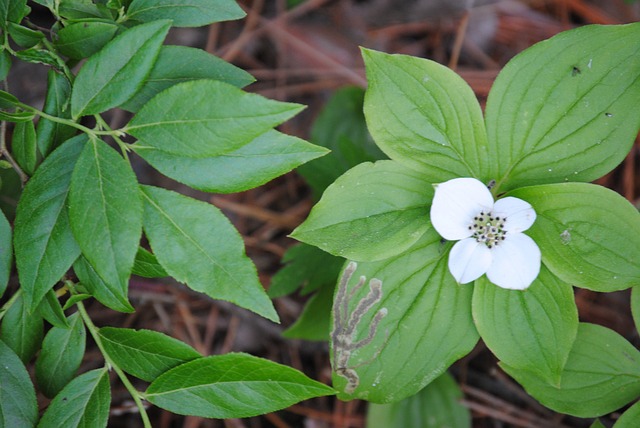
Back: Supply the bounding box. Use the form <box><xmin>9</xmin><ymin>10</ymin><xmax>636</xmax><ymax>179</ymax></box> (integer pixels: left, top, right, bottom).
<box><xmin>431</xmin><ymin>178</ymin><xmax>494</xmax><ymax>240</ymax></box>
<box><xmin>493</xmin><ymin>196</ymin><xmax>536</xmax><ymax>233</ymax></box>
<box><xmin>486</xmin><ymin>233</ymin><xmax>541</xmax><ymax>290</ymax></box>
<box><xmin>448</xmin><ymin>238</ymin><xmax>492</xmax><ymax>284</ymax></box>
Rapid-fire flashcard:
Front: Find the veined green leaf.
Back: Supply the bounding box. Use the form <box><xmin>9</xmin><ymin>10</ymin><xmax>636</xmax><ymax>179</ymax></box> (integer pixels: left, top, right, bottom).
<box><xmin>36</xmin><ymin>70</ymin><xmax>76</xmax><ymax>156</ymax></box>
<box><xmin>140</xmin><ymin>185</ymin><xmax>278</xmax><ymax>322</ymax></box>
<box><xmin>509</xmin><ymin>183</ymin><xmax>640</xmax><ymax>292</ymax></box>
<box><xmin>126</xmin><ymin>0</ymin><xmax>244</xmax><ymax>27</ymax></box>
<box><xmin>11</xmin><ymin>119</ymin><xmax>38</xmax><ymax>175</ymax></box>
<box><xmin>99</xmin><ymin>327</ymin><xmax>201</xmax><ymax>382</ymax></box>
<box><xmin>473</xmin><ymin>266</ymin><xmax>578</xmax><ymax>385</ymax></box>
<box><xmin>361</xmin><ymin>48</ymin><xmax>490</xmax><ymax>182</ymax></box>
<box><xmin>55</xmin><ymin>20</ymin><xmax>118</xmax><ymax>60</ymax></box>
<box><xmin>146</xmin><ymin>353</ymin><xmax>335</xmax><ymax>418</ymax></box>
<box><xmin>127</xmin><ymin>80</ymin><xmax>303</xmax><ymax>158</ymax></box>
<box><xmin>36</xmin><ymin>289</ymin><xmax>70</xmax><ymax>329</ymax></box>
<box><xmin>486</xmin><ymin>23</ymin><xmax>640</xmax><ymax>192</ymax></box>
<box><xmin>132</xmin><ymin>247</ymin><xmax>168</xmax><ymax>278</ymax></box>
<box><xmin>0</xmin><ymin>339</ymin><xmax>38</xmax><ymax>427</ymax></box>
<box><xmin>134</xmin><ymin>129</ymin><xmax>328</xmax><ymax>194</ymax></box>
<box><xmin>70</xmin><ymin>19</ymin><xmax>171</xmax><ymax>117</ymax></box>
<box><xmin>292</xmin><ymin>160</ymin><xmax>432</xmax><ymax>262</ymax></box>
<box><xmin>0</xmin><ymin>209</ymin><xmax>11</xmax><ymax>298</ymax></box>
<box><xmin>0</xmin><ymin>0</ymin><xmax>28</xmax><ymax>28</ymax></box>
<box><xmin>74</xmin><ymin>255</ymin><xmax>135</xmax><ymax>313</ymax></box>
<box><xmin>0</xmin><ymin>293</ymin><xmax>43</xmax><ymax>363</ymax></box>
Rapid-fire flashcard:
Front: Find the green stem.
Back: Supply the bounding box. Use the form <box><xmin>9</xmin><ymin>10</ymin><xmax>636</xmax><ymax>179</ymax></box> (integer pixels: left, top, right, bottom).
<box><xmin>71</xmin><ymin>284</ymin><xmax>152</xmax><ymax>428</ymax></box>
<box><xmin>20</xmin><ymin>105</ymin><xmax>125</xmax><ymax>139</ymax></box>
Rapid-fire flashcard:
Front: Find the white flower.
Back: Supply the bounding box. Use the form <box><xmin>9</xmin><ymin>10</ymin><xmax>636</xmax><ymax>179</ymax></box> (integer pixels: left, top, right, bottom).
<box><xmin>430</xmin><ymin>177</ymin><xmax>541</xmax><ymax>290</ymax></box>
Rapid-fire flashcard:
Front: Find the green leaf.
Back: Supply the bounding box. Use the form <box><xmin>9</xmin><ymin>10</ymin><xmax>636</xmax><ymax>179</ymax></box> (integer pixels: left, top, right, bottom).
<box><xmin>14</xmin><ymin>136</ymin><xmax>83</xmax><ymax>310</ymax></box>
<box><xmin>269</xmin><ymin>243</ymin><xmax>343</xmax><ymax>298</ymax></box>
<box><xmin>74</xmin><ymin>255</ymin><xmax>134</xmax><ymax>313</ymax></box>
<box><xmin>58</xmin><ymin>0</ymin><xmax>113</xmax><ymax>20</ymax></box>
<box><xmin>36</xmin><ymin>313</ymin><xmax>86</xmax><ymax>398</ymax></box>
<box><xmin>99</xmin><ymin>327</ymin><xmax>201</xmax><ymax>382</ymax></box>
<box><xmin>632</xmin><ymin>286</ymin><xmax>640</xmax><ymax>335</ymax></box>
<box><xmin>121</xmin><ymin>45</ymin><xmax>254</xmax><ymax>112</ymax></box>
<box><xmin>126</xmin><ymin>80</ymin><xmax>303</xmax><ymax>158</ymax></box>
<box><xmin>0</xmin><ymin>209</ymin><xmax>11</xmax><ymax>298</ymax></box>
<box><xmin>361</xmin><ymin>48</ymin><xmax>490</xmax><ymax>182</ymax></box>
<box><xmin>0</xmin><ymin>293</ymin><xmax>43</xmax><ymax>363</ymax></box>
<box><xmin>8</xmin><ymin>22</ymin><xmax>44</xmax><ymax>48</ymax></box>
<box><xmin>282</xmin><ymin>280</ymin><xmax>334</xmax><ymax>341</ymax></box>
<box><xmin>37</xmin><ymin>289</ymin><xmax>70</xmax><ymax>329</ymax></box>
<box><xmin>292</xmin><ymin>160</ymin><xmax>432</xmax><ymax>262</ymax></box>
<box><xmin>140</xmin><ymin>185</ymin><xmax>278</xmax><ymax>322</ymax></box>
<box><xmin>330</xmin><ymin>231</ymin><xmax>478</xmax><ymax>403</ymax></box>
<box><xmin>126</xmin><ymin>0</ymin><xmax>244</xmax><ymax>27</ymax></box>
<box><xmin>135</xmin><ymin>129</ymin><xmax>328</xmax><ymax>194</ymax></box>
<box><xmin>146</xmin><ymin>353</ymin><xmax>335</xmax><ymax>418</ymax></box>
<box><xmin>11</xmin><ymin>119</ymin><xmax>38</xmax><ymax>175</ymax></box>
<box><xmin>55</xmin><ymin>20</ymin><xmax>118</xmax><ymax>60</ymax></box>
<box><xmin>62</xmin><ymin>293</ymin><xmax>91</xmax><ymax>310</ymax></box>
<box><xmin>509</xmin><ymin>183</ymin><xmax>640</xmax><ymax>292</ymax></box>
<box><xmin>366</xmin><ymin>372</ymin><xmax>470</xmax><ymax>428</ymax></box>
<box><xmin>15</xmin><ymin>48</ymin><xmax>64</xmax><ymax>68</ymax></box>
<box><xmin>0</xmin><ymin>89</ymin><xmax>18</xmax><ymax>108</ymax></box>
<box><xmin>132</xmin><ymin>247</ymin><xmax>168</xmax><ymax>278</ymax></box>
<box><xmin>37</xmin><ymin>368</ymin><xmax>110</xmax><ymax>428</ymax></box>
<box><xmin>0</xmin><ymin>109</ymin><xmax>35</xmax><ymax>122</ymax></box>
<box><xmin>36</xmin><ymin>70</ymin><xmax>76</xmax><ymax>156</ymax></box>
<box><xmin>614</xmin><ymin>400</ymin><xmax>640</xmax><ymax>427</ymax></box>
<box><xmin>0</xmin><ymin>50</ymin><xmax>12</xmax><ymax>81</ymax></box>
<box><xmin>502</xmin><ymin>323</ymin><xmax>640</xmax><ymax>418</ymax></box>
<box><xmin>0</xmin><ymin>339</ymin><xmax>38</xmax><ymax>427</ymax></box>
<box><xmin>472</xmin><ymin>266</ymin><xmax>578</xmax><ymax>385</ymax></box>
<box><xmin>485</xmin><ymin>23</ymin><xmax>640</xmax><ymax>192</ymax></box>
<box><xmin>70</xmin><ymin>19</ymin><xmax>171</xmax><ymax>118</ymax></box>
<box><xmin>591</xmin><ymin>420</ymin><xmax>607</xmax><ymax>428</ymax></box>
<box><xmin>69</xmin><ymin>139</ymin><xmax>141</xmax><ymax>307</ymax></box>
<box><xmin>0</xmin><ymin>0</ymin><xmax>27</xmax><ymax>28</ymax></box>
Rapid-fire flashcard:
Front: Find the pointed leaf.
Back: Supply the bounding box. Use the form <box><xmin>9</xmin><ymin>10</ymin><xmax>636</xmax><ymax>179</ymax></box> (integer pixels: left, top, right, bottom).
<box><xmin>0</xmin><ymin>339</ymin><xmax>38</xmax><ymax>427</ymax></box>
<box><xmin>282</xmin><ymin>281</ymin><xmax>334</xmax><ymax>341</ymax></box>
<box><xmin>36</xmin><ymin>70</ymin><xmax>76</xmax><ymax>156</ymax></box>
<box><xmin>36</xmin><ymin>313</ymin><xmax>86</xmax><ymax>398</ymax></box>
<box><xmin>135</xmin><ymin>129</ymin><xmax>328</xmax><ymax>194</ymax></box>
<box><xmin>502</xmin><ymin>323</ymin><xmax>640</xmax><ymax>418</ymax></box>
<box><xmin>292</xmin><ymin>160</ymin><xmax>432</xmax><ymax>261</ymax></box>
<box><xmin>70</xmin><ymin>19</ymin><xmax>171</xmax><ymax>117</ymax></box>
<box><xmin>509</xmin><ymin>183</ymin><xmax>640</xmax><ymax>292</ymax></box>
<box><xmin>140</xmin><ymin>185</ymin><xmax>278</xmax><ymax>322</ymax></box>
<box><xmin>55</xmin><ymin>20</ymin><xmax>118</xmax><ymax>60</ymax></box>
<box><xmin>472</xmin><ymin>265</ymin><xmax>578</xmax><ymax>385</ymax></box>
<box><xmin>126</xmin><ymin>80</ymin><xmax>303</xmax><ymax>158</ymax></box>
<box><xmin>0</xmin><ymin>293</ymin><xmax>43</xmax><ymax>363</ymax></box>
<box><xmin>37</xmin><ymin>289</ymin><xmax>71</xmax><ymax>329</ymax></box>
<box><xmin>126</xmin><ymin>0</ymin><xmax>244</xmax><ymax>27</ymax></box>
<box><xmin>486</xmin><ymin>23</ymin><xmax>640</xmax><ymax>192</ymax></box>
<box><xmin>132</xmin><ymin>247</ymin><xmax>168</xmax><ymax>278</ymax></box>
<box><xmin>0</xmin><ymin>209</ymin><xmax>11</xmax><ymax>298</ymax></box>
<box><xmin>330</xmin><ymin>230</ymin><xmax>478</xmax><ymax>402</ymax></box>
<box><xmin>14</xmin><ymin>135</ymin><xmax>84</xmax><ymax>310</ymax></box>
<box><xmin>11</xmin><ymin>119</ymin><xmax>38</xmax><ymax>175</ymax></box>
<box><xmin>614</xmin><ymin>400</ymin><xmax>640</xmax><ymax>428</ymax></box>
<box><xmin>73</xmin><ymin>255</ymin><xmax>134</xmax><ymax>313</ymax></box>
<box><xmin>361</xmin><ymin>48</ymin><xmax>490</xmax><ymax>181</ymax></box>
<box><xmin>37</xmin><ymin>368</ymin><xmax>110</xmax><ymax>428</ymax></box>
<box><xmin>99</xmin><ymin>327</ymin><xmax>201</xmax><ymax>382</ymax></box>
<box><xmin>146</xmin><ymin>353</ymin><xmax>335</xmax><ymax>418</ymax></box>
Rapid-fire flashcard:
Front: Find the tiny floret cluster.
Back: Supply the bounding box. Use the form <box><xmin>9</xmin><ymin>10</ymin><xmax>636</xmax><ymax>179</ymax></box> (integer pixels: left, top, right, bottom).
<box><xmin>430</xmin><ymin>178</ymin><xmax>541</xmax><ymax>290</ymax></box>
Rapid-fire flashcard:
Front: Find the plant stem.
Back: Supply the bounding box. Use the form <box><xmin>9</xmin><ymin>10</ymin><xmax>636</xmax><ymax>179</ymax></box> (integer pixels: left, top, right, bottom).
<box><xmin>0</xmin><ymin>289</ymin><xmax>21</xmax><ymax>321</ymax></box>
<box><xmin>71</xmin><ymin>284</ymin><xmax>152</xmax><ymax>428</ymax></box>
<box><xmin>0</xmin><ymin>82</ymin><xmax>28</xmax><ymax>185</ymax></box>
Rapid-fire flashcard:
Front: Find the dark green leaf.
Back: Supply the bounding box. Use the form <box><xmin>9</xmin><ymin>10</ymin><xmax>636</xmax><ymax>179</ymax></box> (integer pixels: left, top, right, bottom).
<box><xmin>70</xmin><ymin>19</ymin><xmax>171</xmax><ymax>117</ymax></box>
<box><xmin>15</xmin><ymin>48</ymin><xmax>64</xmax><ymax>68</ymax></box>
<box><xmin>74</xmin><ymin>255</ymin><xmax>134</xmax><ymax>313</ymax></box>
<box><xmin>0</xmin><ymin>293</ymin><xmax>43</xmax><ymax>363</ymax></box>
<box><xmin>0</xmin><ymin>339</ymin><xmax>38</xmax><ymax>427</ymax></box>
<box><xmin>14</xmin><ymin>135</ymin><xmax>84</xmax><ymax>310</ymax></box>
<box><xmin>127</xmin><ymin>80</ymin><xmax>303</xmax><ymax>158</ymax></box>
<box><xmin>8</xmin><ymin>22</ymin><xmax>44</xmax><ymax>48</ymax></box>
<box><xmin>0</xmin><ymin>0</ymin><xmax>27</xmax><ymax>28</ymax></box>
<box><xmin>146</xmin><ymin>353</ymin><xmax>335</xmax><ymax>418</ymax></box>
<box><xmin>140</xmin><ymin>186</ymin><xmax>278</xmax><ymax>322</ymax></box>
<box><xmin>132</xmin><ymin>247</ymin><xmax>168</xmax><ymax>278</ymax></box>
<box><xmin>36</xmin><ymin>70</ymin><xmax>76</xmax><ymax>156</ymax></box>
<box><xmin>37</xmin><ymin>368</ymin><xmax>110</xmax><ymax>428</ymax></box>
<box><xmin>0</xmin><ymin>89</ymin><xmax>18</xmax><ymax>108</ymax></box>
<box><xmin>36</xmin><ymin>312</ymin><xmax>86</xmax><ymax>398</ymax></box>
<box><xmin>0</xmin><ymin>209</ymin><xmax>11</xmax><ymax>298</ymax></box>
<box><xmin>282</xmin><ymin>281</ymin><xmax>334</xmax><ymax>341</ymax></box>
<box><xmin>37</xmin><ymin>289</ymin><xmax>71</xmax><ymax>329</ymax></box>
<box><xmin>58</xmin><ymin>0</ymin><xmax>113</xmax><ymax>20</ymax></box>
<box><xmin>55</xmin><ymin>20</ymin><xmax>119</xmax><ymax>60</ymax></box>
<box><xmin>99</xmin><ymin>327</ymin><xmax>201</xmax><ymax>382</ymax></box>
<box><xmin>0</xmin><ymin>50</ymin><xmax>12</xmax><ymax>81</ymax></box>
<box><xmin>126</xmin><ymin>0</ymin><xmax>244</xmax><ymax>27</ymax></box>
<box><xmin>614</xmin><ymin>400</ymin><xmax>640</xmax><ymax>427</ymax></box>
<box><xmin>11</xmin><ymin>119</ymin><xmax>38</xmax><ymax>175</ymax></box>
<box><xmin>122</xmin><ymin>45</ymin><xmax>254</xmax><ymax>112</ymax></box>
<box><xmin>134</xmin><ymin>129</ymin><xmax>328</xmax><ymax>194</ymax></box>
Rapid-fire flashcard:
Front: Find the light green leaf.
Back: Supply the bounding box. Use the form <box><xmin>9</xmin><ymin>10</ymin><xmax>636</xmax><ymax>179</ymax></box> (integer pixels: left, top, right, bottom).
<box><xmin>69</xmin><ymin>139</ymin><xmax>141</xmax><ymax>307</ymax></box>
<box><xmin>502</xmin><ymin>323</ymin><xmax>640</xmax><ymax>418</ymax></box>
<box><xmin>140</xmin><ymin>185</ymin><xmax>278</xmax><ymax>322</ymax></box>
<box><xmin>99</xmin><ymin>327</ymin><xmax>201</xmax><ymax>382</ymax></box>
<box><xmin>132</xmin><ymin>247</ymin><xmax>168</xmax><ymax>278</ymax></box>
<box><xmin>614</xmin><ymin>400</ymin><xmax>640</xmax><ymax>427</ymax></box>
<box><xmin>74</xmin><ymin>255</ymin><xmax>134</xmax><ymax>313</ymax></box>
<box><xmin>0</xmin><ymin>293</ymin><xmax>43</xmax><ymax>363</ymax></box>
<box><xmin>282</xmin><ymin>281</ymin><xmax>334</xmax><ymax>341</ymax></box>
<box><xmin>330</xmin><ymin>230</ymin><xmax>478</xmax><ymax>403</ymax></box>
<box><xmin>366</xmin><ymin>372</ymin><xmax>470</xmax><ymax>428</ymax></box>
<box><xmin>36</xmin><ymin>289</ymin><xmax>70</xmax><ymax>329</ymax></box>
<box><xmin>292</xmin><ymin>160</ymin><xmax>432</xmax><ymax>262</ymax></box>
<box><xmin>146</xmin><ymin>353</ymin><xmax>335</xmax><ymax>418</ymax></box>
<box><xmin>135</xmin><ymin>129</ymin><xmax>328</xmax><ymax>194</ymax></box>
<box><xmin>55</xmin><ymin>20</ymin><xmax>118</xmax><ymax>60</ymax></box>
<box><xmin>37</xmin><ymin>368</ymin><xmax>110</xmax><ymax>428</ymax></box>
<box><xmin>361</xmin><ymin>48</ymin><xmax>490</xmax><ymax>182</ymax></box>
<box><xmin>70</xmin><ymin>19</ymin><xmax>171</xmax><ymax>118</ymax></box>
<box><xmin>126</xmin><ymin>80</ymin><xmax>303</xmax><ymax>158</ymax></box>
<box><xmin>509</xmin><ymin>183</ymin><xmax>640</xmax><ymax>292</ymax></box>
<box><xmin>36</xmin><ymin>70</ymin><xmax>76</xmax><ymax>156</ymax></box>
<box><xmin>126</xmin><ymin>0</ymin><xmax>244</xmax><ymax>27</ymax></box>
<box><xmin>486</xmin><ymin>23</ymin><xmax>640</xmax><ymax>192</ymax></box>
<box><xmin>11</xmin><ymin>119</ymin><xmax>38</xmax><ymax>175</ymax></box>
<box><xmin>0</xmin><ymin>209</ymin><xmax>11</xmax><ymax>298</ymax></box>
<box><xmin>122</xmin><ymin>45</ymin><xmax>254</xmax><ymax>112</ymax></box>
<box><xmin>36</xmin><ymin>313</ymin><xmax>86</xmax><ymax>398</ymax></box>
<box><xmin>473</xmin><ymin>266</ymin><xmax>578</xmax><ymax>385</ymax></box>
<box><xmin>0</xmin><ymin>339</ymin><xmax>38</xmax><ymax>427</ymax></box>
